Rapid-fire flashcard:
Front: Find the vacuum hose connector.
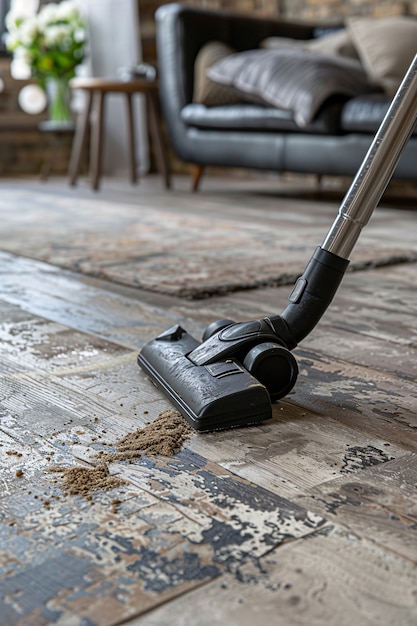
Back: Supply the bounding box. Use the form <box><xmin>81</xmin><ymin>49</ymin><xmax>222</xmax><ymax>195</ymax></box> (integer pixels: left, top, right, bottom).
<box><xmin>270</xmin><ymin>246</ymin><xmax>349</xmax><ymax>349</ymax></box>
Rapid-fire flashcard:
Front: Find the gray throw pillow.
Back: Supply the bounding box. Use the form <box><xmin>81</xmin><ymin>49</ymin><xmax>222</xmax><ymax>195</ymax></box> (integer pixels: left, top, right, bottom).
<box><xmin>207</xmin><ymin>48</ymin><xmax>376</xmax><ymax>127</ymax></box>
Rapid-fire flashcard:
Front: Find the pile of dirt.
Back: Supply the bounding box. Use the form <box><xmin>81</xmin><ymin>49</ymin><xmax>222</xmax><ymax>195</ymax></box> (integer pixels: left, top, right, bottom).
<box><xmin>97</xmin><ymin>409</ymin><xmax>192</xmax><ymax>463</ymax></box>
<box><xmin>55</xmin><ymin>464</ymin><xmax>125</xmax><ymax>501</ymax></box>
<box><xmin>49</xmin><ymin>410</ymin><xmax>191</xmax><ymax>501</ymax></box>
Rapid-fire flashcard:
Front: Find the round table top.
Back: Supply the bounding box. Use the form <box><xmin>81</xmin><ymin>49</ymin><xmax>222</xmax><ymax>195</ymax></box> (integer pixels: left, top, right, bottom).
<box><xmin>69</xmin><ymin>77</ymin><xmax>159</xmax><ymax>93</ymax></box>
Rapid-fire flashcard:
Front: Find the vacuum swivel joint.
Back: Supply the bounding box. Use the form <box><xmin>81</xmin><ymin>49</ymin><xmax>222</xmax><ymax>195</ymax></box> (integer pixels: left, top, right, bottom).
<box><xmin>190</xmin><ymin>317</ymin><xmax>299</xmax><ymax>402</ymax></box>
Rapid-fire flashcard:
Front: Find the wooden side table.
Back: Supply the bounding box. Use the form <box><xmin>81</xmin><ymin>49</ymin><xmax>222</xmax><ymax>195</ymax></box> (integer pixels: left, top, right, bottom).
<box><xmin>68</xmin><ymin>77</ymin><xmax>170</xmax><ymax>191</ymax></box>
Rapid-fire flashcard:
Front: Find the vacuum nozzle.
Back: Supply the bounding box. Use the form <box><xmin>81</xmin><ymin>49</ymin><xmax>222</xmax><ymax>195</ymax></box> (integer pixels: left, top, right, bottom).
<box><xmin>138</xmin><ymin>317</ymin><xmax>298</xmax><ymax>431</ymax></box>
<box><xmin>138</xmin><ymin>247</ymin><xmax>348</xmax><ymax>431</ymax></box>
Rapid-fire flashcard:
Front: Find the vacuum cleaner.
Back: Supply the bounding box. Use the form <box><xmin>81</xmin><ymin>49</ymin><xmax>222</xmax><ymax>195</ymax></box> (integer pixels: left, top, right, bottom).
<box><xmin>138</xmin><ymin>54</ymin><xmax>417</xmax><ymax>431</ymax></box>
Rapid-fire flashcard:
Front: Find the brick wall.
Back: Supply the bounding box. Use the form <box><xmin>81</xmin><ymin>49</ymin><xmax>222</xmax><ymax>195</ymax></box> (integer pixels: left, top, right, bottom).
<box><xmin>282</xmin><ymin>0</ymin><xmax>413</xmax><ymax>20</ymax></box>
<box><xmin>0</xmin><ymin>57</ymin><xmax>84</xmax><ymax>177</ymax></box>
<box><xmin>139</xmin><ymin>0</ymin><xmax>417</xmax><ymax>65</ymax></box>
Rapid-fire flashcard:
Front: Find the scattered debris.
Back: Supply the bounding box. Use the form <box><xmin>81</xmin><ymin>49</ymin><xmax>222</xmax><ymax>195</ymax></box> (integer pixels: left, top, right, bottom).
<box><xmin>48</xmin><ymin>410</ymin><xmax>191</xmax><ymax>501</ymax></box>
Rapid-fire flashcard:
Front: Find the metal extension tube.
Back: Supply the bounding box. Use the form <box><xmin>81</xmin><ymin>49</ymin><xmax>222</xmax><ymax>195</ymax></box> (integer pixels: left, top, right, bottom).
<box><xmin>322</xmin><ymin>54</ymin><xmax>417</xmax><ymax>260</ymax></box>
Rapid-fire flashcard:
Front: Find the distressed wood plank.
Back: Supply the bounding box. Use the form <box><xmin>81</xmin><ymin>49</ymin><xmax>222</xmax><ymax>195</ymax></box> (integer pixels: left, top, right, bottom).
<box><xmin>0</xmin><ymin>491</ymin><xmax>222</xmax><ymax>626</ymax></box>
<box><xmin>0</xmin><ymin>317</ymin><xmax>130</xmax><ymax>374</ymax></box>
<box><xmin>0</xmin><ymin>251</ymin><xmax>204</xmax><ymax>348</ymax></box>
<box><xmin>127</xmin><ymin>525</ymin><xmax>417</xmax><ymax>626</ymax></box>
<box><xmin>290</xmin><ymin>347</ymin><xmax>417</xmax><ymax>449</ymax></box>
<box><xmin>0</xmin><ymin>448</ymin><xmax>325</xmax><ymax>626</ymax></box>
<box><xmin>304</xmin><ymin>329</ymin><xmax>417</xmax><ymax>379</ymax></box>
<box><xmin>295</xmin><ymin>453</ymin><xmax>417</xmax><ymax>564</ymax></box>
<box><xmin>189</xmin><ymin>400</ymin><xmax>407</xmax><ymax>499</ymax></box>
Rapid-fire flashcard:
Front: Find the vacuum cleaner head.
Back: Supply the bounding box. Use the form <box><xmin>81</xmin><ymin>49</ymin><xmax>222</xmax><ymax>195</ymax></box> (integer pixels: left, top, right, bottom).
<box><xmin>138</xmin><ymin>247</ymin><xmax>347</xmax><ymax>431</ymax></box>
<box><xmin>137</xmin><ymin>322</ymin><xmax>298</xmax><ymax>431</ymax></box>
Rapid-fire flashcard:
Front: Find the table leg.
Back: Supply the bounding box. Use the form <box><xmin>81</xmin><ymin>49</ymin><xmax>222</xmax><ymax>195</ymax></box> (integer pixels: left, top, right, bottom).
<box><xmin>90</xmin><ymin>90</ymin><xmax>105</xmax><ymax>191</ymax></box>
<box><xmin>146</xmin><ymin>91</ymin><xmax>171</xmax><ymax>189</ymax></box>
<box><xmin>68</xmin><ymin>91</ymin><xmax>93</xmax><ymax>186</ymax></box>
<box><xmin>40</xmin><ymin>133</ymin><xmax>54</xmax><ymax>181</ymax></box>
<box><xmin>125</xmin><ymin>93</ymin><xmax>138</xmax><ymax>185</ymax></box>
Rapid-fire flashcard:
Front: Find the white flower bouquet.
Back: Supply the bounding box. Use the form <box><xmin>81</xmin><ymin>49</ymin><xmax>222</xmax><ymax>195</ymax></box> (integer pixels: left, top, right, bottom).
<box><xmin>5</xmin><ymin>1</ymin><xmax>87</xmax><ymax>85</ymax></box>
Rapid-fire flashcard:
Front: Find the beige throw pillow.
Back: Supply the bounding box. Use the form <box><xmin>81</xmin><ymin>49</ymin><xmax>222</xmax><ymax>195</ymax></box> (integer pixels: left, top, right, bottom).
<box><xmin>261</xmin><ymin>29</ymin><xmax>359</xmax><ymax>60</ymax></box>
<box><xmin>347</xmin><ymin>17</ymin><xmax>417</xmax><ymax>96</ymax></box>
<box><xmin>193</xmin><ymin>41</ymin><xmax>242</xmax><ymax>106</ymax></box>
<box><xmin>260</xmin><ymin>37</ymin><xmax>306</xmax><ymax>50</ymax></box>
<box><xmin>305</xmin><ymin>29</ymin><xmax>359</xmax><ymax>59</ymax></box>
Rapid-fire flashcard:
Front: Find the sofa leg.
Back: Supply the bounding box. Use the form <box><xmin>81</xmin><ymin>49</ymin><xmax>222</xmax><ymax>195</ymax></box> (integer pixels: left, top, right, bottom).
<box><xmin>191</xmin><ymin>164</ymin><xmax>204</xmax><ymax>192</ymax></box>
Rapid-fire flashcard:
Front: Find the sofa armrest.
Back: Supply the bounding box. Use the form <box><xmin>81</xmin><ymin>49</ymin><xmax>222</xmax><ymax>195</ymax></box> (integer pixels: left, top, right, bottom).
<box><xmin>155</xmin><ymin>2</ymin><xmax>321</xmax><ymax>160</ymax></box>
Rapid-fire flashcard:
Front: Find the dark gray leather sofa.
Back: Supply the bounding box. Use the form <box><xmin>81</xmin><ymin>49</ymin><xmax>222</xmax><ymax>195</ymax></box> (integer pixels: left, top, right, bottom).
<box><xmin>156</xmin><ymin>3</ymin><xmax>417</xmax><ymax>190</ymax></box>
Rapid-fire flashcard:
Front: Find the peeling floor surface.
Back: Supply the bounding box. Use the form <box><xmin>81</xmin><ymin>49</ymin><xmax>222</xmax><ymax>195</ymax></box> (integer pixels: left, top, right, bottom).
<box><xmin>0</xmin><ymin>175</ymin><xmax>417</xmax><ymax>626</ymax></box>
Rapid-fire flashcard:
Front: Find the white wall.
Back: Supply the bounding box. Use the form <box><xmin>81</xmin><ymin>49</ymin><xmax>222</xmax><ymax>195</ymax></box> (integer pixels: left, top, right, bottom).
<box><xmin>80</xmin><ymin>0</ymin><xmax>149</xmax><ymax>176</ymax></box>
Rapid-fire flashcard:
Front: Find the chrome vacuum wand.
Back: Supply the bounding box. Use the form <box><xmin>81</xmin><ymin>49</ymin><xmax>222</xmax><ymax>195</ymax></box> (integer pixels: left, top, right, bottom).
<box><xmin>323</xmin><ymin>53</ymin><xmax>417</xmax><ymax>259</ymax></box>
<box><xmin>138</xmin><ymin>55</ymin><xmax>417</xmax><ymax>431</ymax></box>
<box><xmin>273</xmin><ymin>52</ymin><xmax>417</xmax><ymax>349</ymax></box>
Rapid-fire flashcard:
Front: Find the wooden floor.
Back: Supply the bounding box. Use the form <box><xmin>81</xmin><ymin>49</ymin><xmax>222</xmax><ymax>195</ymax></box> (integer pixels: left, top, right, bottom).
<box><xmin>1</xmin><ymin>174</ymin><xmax>417</xmax><ymax>626</ymax></box>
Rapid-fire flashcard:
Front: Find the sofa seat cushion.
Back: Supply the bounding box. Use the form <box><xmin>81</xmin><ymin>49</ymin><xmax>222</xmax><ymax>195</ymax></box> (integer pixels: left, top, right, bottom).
<box><xmin>181</xmin><ymin>102</ymin><xmax>342</xmax><ymax>134</ymax></box>
<box><xmin>340</xmin><ymin>93</ymin><xmax>417</xmax><ymax>135</ymax></box>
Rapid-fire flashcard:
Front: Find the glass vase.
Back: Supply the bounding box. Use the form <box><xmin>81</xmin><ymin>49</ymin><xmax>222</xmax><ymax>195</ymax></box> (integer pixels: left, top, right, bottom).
<box><xmin>46</xmin><ymin>77</ymin><xmax>72</xmax><ymax>123</ymax></box>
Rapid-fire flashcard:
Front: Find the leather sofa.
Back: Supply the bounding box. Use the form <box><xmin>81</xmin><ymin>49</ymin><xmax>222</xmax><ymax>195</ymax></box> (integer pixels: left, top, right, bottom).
<box><xmin>155</xmin><ymin>3</ymin><xmax>417</xmax><ymax>190</ymax></box>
